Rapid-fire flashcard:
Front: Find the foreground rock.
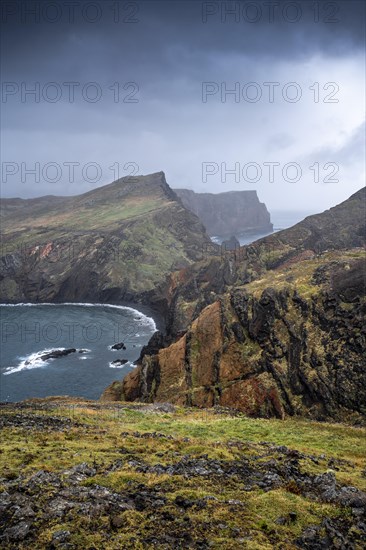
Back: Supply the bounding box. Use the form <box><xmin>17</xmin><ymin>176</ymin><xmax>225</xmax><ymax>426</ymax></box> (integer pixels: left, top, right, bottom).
<box><xmin>1</xmin><ymin>439</ymin><xmax>365</xmax><ymax>548</ymax></box>
<box><xmin>0</xmin><ymin>403</ymin><xmax>365</xmax><ymax>548</ymax></box>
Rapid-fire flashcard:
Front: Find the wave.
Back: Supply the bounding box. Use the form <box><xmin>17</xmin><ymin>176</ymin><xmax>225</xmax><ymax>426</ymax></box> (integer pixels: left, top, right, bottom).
<box><xmin>108</xmin><ymin>360</ymin><xmax>135</xmax><ymax>369</ymax></box>
<box><xmin>3</xmin><ymin>347</ymin><xmax>91</xmax><ymax>375</ymax></box>
<box><xmin>0</xmin><ymin>302</ymin><xmax>157</xmax><ymax>331</ymax></box>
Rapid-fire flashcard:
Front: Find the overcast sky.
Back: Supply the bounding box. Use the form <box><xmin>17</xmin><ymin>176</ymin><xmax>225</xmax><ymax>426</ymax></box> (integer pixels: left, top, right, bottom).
<box><xmin>1</xmin><ymin>0</ymin><xmax>365</xmax><ymax>212</ymax></box>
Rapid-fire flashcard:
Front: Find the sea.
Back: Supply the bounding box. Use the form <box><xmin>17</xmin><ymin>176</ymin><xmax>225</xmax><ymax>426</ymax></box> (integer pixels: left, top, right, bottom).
<box><xmin>0</xmin><ymin>303</ymin><xmax>156</xmax><ymax>402</ymax></box>
<box><xmin>211</xmin><ymin>210</ymin><xmax>316</xmax><ymax>246</ymax></box>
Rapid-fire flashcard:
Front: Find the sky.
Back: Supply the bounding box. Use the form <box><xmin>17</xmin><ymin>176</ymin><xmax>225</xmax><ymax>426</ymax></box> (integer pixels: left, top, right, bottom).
<box><xmin>1</xmin><ymin>0</ymin><xmax>365</xmax><ymax>212</ymax></box>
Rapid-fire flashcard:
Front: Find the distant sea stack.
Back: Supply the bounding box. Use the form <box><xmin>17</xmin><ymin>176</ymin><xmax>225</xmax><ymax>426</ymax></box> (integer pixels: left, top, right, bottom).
<box><xmin>174</xmin><ymin>189</ymin><xmax>273</xmax><ymax>237</ymax></box>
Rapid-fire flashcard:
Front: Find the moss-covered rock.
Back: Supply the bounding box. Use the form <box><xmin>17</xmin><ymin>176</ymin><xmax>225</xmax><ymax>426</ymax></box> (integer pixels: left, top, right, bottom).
<box><xmin>115</xmin><ymin>248</ymin><xmax>365</xmax><ymax>421</ymax></box>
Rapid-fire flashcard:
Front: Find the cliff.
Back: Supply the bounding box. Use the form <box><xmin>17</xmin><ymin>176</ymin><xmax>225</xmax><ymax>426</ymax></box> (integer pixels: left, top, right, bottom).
<box><xmin>0</xmin><ymin>172</ymin><xmax>211</xmax><ymax>310</ymax></box>
<box><xmin>104</xmin><ymin>188</ymin><xmax>366</xmax><ymax>421</ymax></box>
<box><xmin>174</xmin><ymin>188</ymin><xmax>273</xmax><ymax>237</ymax></box>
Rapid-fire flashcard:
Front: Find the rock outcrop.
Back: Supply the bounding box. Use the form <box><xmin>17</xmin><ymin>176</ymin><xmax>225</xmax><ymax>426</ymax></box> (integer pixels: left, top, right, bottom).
<box><xmin>105</xmin><ymin>188</ymin><xmax>366</xmax><ymax>421</ymax></box>
<box><xmin>2</xmin><ymin>174</ymin><xmax>365</xmax><ymax>421</ymax></box>
<box><xmin>174</xmin><ymin>189</ymin><xmax>273</xmax><ymax>237</ymax></box>
<box><xmin>105</xmin><ymin>250</ymin><xmax>366</xmax><ymax>421</ymax></box>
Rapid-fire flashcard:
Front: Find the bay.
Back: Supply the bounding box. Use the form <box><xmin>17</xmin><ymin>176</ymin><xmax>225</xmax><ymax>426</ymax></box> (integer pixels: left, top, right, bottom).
<box><xmin>0</xmin><ymin>303</ymin><xmax>156</xmax><ymax>402</ymax></box>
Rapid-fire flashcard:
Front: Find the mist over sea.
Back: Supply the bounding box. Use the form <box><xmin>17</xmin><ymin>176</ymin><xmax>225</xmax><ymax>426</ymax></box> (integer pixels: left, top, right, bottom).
<box><xmin>270</xmin><ymin>210</ymin><xmax>317</xmax><ymax>232</ymax></box>
<box><xmin>0</xmin><ymin>303</ymin><xmax>156</xmax><ymax>402</ymax></box>
<box><xmin>212</xmin><ymin>210</ymin><xmax>317</xmax><ymax>246</ymax></box>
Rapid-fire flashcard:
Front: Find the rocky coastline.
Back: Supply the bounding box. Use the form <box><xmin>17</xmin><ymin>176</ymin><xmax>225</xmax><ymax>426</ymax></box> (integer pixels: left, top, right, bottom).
<box><xmin>1</xmin><ymin>177</ymin><xmax>365</xmax><ymax>422</ymax></box>
<box><xmin>103</xmin><ymin>188</ymin><xmax>366</xmax><ymax>422</ymax></box>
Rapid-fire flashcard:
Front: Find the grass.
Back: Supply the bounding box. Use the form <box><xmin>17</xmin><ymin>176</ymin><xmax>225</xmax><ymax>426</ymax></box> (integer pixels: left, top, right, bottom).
<box><xmin>245</xmin><ymin>248</ymin><xmax>365</xmax><ymax>300</ymax></box>
<box><xmin>1</xmin><ymin>401</ymin><xmax>365</xmax><ymax>548</ymax></box>
<box><xmin>2</xmin><ymin>198</ymin><xmax>166</xmax><ymax>236</ymax></box>
<box><xmin>3</xmin><ymin>405</ymin><xmax>365</xmax><ymax>482</ymax></box>
<box><xmin>1</xmin><ymin>202</ymin><xmax>198</xmax><ymax>297</ymax></box>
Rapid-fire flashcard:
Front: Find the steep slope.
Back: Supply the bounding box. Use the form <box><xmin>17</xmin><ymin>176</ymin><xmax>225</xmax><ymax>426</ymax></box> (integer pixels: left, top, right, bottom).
<box><xmin>256</xmin><ymin>187</ymin><xmax>366</xmax><ymax>264</ymax></box>
<box><xmin>0</xmin><ymin>172</ymin><xmax>211</xmax><ymax>307</ymax></box>
<box><xmin>155</xmin><ymin>187</ymin><xmax>366</xmax><ymax>338</ymax></box>
<box><xmin>105</xmin><ymin>189</ymin><xmax>366</xmax><ymax>421</ymax></box>
<box><xmin>174</xmin><ymin>189</ymin><xmax>273</xmax><ymax>237</ymax></box>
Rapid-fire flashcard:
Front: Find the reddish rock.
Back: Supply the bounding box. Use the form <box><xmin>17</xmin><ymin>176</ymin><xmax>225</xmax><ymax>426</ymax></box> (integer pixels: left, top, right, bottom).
<box><xmin>155</xmin><ymin>335</ymin><xmax>188</xmax><ymax>403</ymax></box>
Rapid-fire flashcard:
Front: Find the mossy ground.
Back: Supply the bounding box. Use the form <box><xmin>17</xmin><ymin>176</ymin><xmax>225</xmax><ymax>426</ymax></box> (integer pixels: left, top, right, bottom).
<box><xmin>245</xmin><ymin>248</ymin><xmax>365</xmax><ymax>300</ymax></box>
<box><xmin>1</xmin><ymin>400</ymin><xmax>365</xmax><ymax>548</ymax></box>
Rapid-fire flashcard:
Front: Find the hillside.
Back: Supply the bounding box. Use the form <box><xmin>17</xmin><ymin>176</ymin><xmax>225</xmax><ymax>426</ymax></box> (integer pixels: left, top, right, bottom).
<box><xmin>106</xmin><ymin>189</ymin><xmax>366</xmax><ymax>421</ymax></box>
<box><xmin>0</xmin><ymin>400</ymin><xmax>365</xmax><ymax>549</ymax></box>
<box><xmin>0</xmin><ymin>172</ymin><xmax>211</xmax><ymax>309</ymax></box>
<box><xmin>174</xmin><ymin>189</ymin><xmax>273</xmax><ymax>237</ymax></box>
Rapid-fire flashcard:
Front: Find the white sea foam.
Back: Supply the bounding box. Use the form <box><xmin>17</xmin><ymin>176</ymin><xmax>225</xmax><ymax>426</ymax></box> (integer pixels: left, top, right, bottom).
<box><xmin>210</xmin><ymin>236</ymin><xmax>221</xmax><ymax>244</ymax></box>
<box><xmin>4</xmin><ymin>348</ymin><xmax>65</xmax><ymax>375</ymax></box>
<box><xmin>3</xmin><ymin>347</ymin><xmax>91</xmax><ymax>375</ymax></box>
<box><xmin>108</xmin><ymin>360</ymin><xmax>134</xmax><ymax>369</ymax></box>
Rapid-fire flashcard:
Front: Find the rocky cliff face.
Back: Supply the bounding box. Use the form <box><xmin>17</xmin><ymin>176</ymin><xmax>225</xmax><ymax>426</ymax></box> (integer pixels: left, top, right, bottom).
<box><xmin>104</xmin><ymin>188</ymin><xmax>366</xmax><ymax>421</ymax></box>
<box><xmin>174</xmin><ymin>189</ymin><xmax>273</xmax><ymax>237</ymax></box>
<box><xmin>103</xmin><ymin>250</ymin><xmax>366</xmax><ymax>421</ymax></box>
<box><xmin>147</xmin><ymin>188</ymin><xmax>366</xmax><ymax>342</ymax></box>
<box><xmin>0</xmin><ymin>172</ymin><xmax>211</xmax><ymax>310</ymax></box>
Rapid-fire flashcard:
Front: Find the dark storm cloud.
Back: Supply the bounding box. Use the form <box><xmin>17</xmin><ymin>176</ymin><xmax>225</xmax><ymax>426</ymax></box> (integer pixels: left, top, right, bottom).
<box><xmin>1</xmin><ymin>0</ymin><xmax>365</xmax><ymax>209</ymax></box>
<box><xmin>2</xmin><ymin>1</ymin><xmax>365</xmax><ymax>83</ymax></box>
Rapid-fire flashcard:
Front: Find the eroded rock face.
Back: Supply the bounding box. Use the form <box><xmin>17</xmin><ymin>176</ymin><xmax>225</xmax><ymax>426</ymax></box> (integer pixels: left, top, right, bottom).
<box><xmin>102</xmin><ymin>189</ymin><xmax>366</xmax><ymax>420</ymax></box>
<box><xmin>0</xmin><ymin>172</ymin><xmax>211</xmax><ymax>308</ymax></box>
<box><xmin>174</xmin><ymin>189</ymin><xmax>273</xmax><ymax>237</ymax></box>
<box><xmin>112</xmin><ymin>253</ymin><xmax>366</xmax><ymax>421</ymax></box>
<box><xmin>110</xmin><ymin>189</ymin><xmax>365</xmax><ymax>420</ymax></box>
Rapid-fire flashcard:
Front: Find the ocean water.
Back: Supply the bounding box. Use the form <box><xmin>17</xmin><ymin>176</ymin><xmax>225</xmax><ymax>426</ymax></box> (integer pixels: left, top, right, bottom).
<box><xmin>211</xmin><ymin>210</ymin><xmax>317</xmax><ymax>246</ymax></box>
<box><xmin>0</xmin><ymin>303</ymin><xmax>156</xmax><ymax>402</ymax></box>
<box><xmin>271</xmin><ymin>210</ymin><xmax>317</xmax><ymax>232</ymax></box>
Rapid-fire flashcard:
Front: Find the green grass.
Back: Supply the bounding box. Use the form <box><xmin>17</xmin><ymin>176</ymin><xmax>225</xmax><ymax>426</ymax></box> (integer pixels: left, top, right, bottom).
<box><xmin>246</xmin><ymin>248</ymin><xmax>365</xmax><ymax>300</ymax></box>
<box><xmin>1</xmin><ymin>402</ymin><xmax>365</xmax><ymax>549</ymax></box>
<box><xmin>3</xmin><ymin>198</ymin><xmax>166</xmax><ymax>235</ymax></box>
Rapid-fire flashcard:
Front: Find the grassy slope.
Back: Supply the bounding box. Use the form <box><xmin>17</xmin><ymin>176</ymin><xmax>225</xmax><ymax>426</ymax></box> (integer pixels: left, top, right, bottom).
<box><xmin>1</xmin><ymin>401</ymin><xmax>365</xmax><ymax>549</ymax></box>
<box><xmin>0</xmin><ymin>174</ymin><xmax>210</xmax><ymax>299</ymax></box>
<box><xmin>244</xmin><ymin>248</ymin><xmax>365</xmax><ymax>298</ymax></box>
